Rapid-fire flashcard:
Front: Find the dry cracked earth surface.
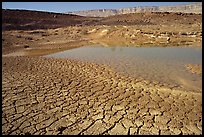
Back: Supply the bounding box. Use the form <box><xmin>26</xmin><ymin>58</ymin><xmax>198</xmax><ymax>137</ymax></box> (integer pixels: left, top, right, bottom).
<box><xmin>2</xmin><ymin>9</ymin><xmax>202</xmax><ymax>135</ymax></box>
<box><xmin>2</xmin><ymin>56</ymin><xmax>202</xmax><ymax>135</ymax></box>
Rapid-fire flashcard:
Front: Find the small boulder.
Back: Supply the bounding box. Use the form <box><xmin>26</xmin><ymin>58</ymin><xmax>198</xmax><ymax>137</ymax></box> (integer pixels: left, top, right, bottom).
<box><xmin>24</xmin><ymin>45</ymin><xmax>29</xmax><ymax>48</ymax></box>
<box><xmin>167</xmin><ymin>37</ymin><xmax>170</xmax><ymax>41</ymax></box>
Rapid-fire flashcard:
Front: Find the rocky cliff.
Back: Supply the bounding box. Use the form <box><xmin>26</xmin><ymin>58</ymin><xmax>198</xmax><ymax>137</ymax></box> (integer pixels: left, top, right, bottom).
<box><xmin>66</xmin><ymin>2</ymin><xmax>202</xmax><ymax>17</ymax></box>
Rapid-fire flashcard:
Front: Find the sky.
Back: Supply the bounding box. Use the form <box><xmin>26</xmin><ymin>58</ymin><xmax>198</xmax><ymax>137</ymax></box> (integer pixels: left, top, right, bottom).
<box><xmin>2</xmin><ymin>2</ymin><xmax>196</xmax><ymax>13</ymax></box>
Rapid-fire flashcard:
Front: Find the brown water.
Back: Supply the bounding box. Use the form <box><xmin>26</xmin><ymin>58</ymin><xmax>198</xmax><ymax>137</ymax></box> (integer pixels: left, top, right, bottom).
<box><xmin>44</xmin><ymin>46</ymin><xmax>202</xmax><ymax>92</ymax></box>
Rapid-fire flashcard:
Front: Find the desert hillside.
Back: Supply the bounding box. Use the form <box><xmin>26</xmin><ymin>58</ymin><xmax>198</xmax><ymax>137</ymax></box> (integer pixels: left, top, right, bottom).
<box><xmin>97</xmin><ymin>12</ymin><xmax>201</xmax><ymax>26</ymax></box>
<box><xmin>2</xmin><ymin>9</ymin><xmax>101</xmax><ymax>30</ymax></box>
<box><xmin>2</xmin><ymin>9</ymin><xmax>201</xmax><ymax>30</ymax></box>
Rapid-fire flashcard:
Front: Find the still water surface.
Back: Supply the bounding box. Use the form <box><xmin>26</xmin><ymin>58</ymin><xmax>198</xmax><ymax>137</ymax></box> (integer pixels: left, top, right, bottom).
<box><xmin>45</xmin><ymin>46</ymin><xmax>202</xmax><ymax>92</ymax></box>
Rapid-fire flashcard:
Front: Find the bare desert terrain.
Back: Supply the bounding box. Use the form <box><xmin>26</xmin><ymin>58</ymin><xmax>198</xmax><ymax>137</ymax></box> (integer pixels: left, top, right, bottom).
<box><xmin>2</xmin><ymin>7</ymin><xmax>202</xmax><ymax>135</ymax></box>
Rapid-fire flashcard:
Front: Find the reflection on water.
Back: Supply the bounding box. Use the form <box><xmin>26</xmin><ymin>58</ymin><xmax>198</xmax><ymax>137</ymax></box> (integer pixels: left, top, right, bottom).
<box><xmin>44</xmin><ymin>46</ymin><xmax>202</xmax><ymax>92</ymax></box>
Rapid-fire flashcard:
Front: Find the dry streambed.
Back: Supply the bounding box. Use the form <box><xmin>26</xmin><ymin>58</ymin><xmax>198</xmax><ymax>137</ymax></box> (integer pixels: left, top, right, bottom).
<box><xmin>2</xmin><ymin>56</ymin><xmax>202</xmax><ymax>135</ymax></box>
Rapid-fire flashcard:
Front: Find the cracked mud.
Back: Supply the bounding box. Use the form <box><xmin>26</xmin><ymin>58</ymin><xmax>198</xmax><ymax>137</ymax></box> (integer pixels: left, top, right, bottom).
<box><xmin>2</xmin><ymin>56</ymin><xmax>202</xmax><ymax>135</ymax></box>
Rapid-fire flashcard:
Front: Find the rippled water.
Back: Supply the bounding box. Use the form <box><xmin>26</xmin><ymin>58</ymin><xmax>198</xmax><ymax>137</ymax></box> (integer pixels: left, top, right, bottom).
<box><xmin>44</xmin><ymin>46</ymin><xmax>202</xmax><ymax>92</ymax></box>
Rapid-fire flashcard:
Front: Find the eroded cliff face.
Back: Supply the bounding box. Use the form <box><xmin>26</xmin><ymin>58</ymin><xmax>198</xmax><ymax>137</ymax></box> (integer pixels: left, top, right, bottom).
<box><xmin>66</xmin><ymin>2</ymin><xmax>202</xmax><ymax>17</ymax></box>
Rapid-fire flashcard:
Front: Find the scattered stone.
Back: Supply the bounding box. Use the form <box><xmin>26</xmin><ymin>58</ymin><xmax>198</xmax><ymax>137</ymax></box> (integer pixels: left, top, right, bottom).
<box><xmin>24</xmin><ymin>45</ymin><xmax>30</xmax><ymax>48</ymax></box>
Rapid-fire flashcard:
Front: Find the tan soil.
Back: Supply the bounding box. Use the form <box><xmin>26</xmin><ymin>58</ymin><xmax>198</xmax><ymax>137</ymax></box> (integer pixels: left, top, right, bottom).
<box><xmin>2</xmin><ymin>24</ymin><xmax>202</xmax><ymax>56</ymax></box>
<box><xmin>2</xmin><ymin>56</ymin><xmax>202</xmax><ymax>135</ymax></box>
<box><xmin>185</xmin><ymin>64</ymin><xmax>202</xmax><ymax>75</ymax></box>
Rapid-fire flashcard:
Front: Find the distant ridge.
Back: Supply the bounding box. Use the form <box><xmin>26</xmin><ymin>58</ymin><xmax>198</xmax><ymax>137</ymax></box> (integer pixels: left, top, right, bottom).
<box><xmin>2</xmin><ymin>9</ymin><xmax>100</xmax><ymax>30</ymax></box>
<box><xmin>65</xmin><ymin>2</ymin><xmax>202</xmax><ymax>17</ymax></box>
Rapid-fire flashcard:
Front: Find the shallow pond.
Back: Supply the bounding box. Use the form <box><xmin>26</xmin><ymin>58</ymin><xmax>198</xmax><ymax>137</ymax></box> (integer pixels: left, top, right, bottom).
<box><xmin>44</xmin><ymin>46</ymin><xmax>202</xmax><ymax>92</ymax></box>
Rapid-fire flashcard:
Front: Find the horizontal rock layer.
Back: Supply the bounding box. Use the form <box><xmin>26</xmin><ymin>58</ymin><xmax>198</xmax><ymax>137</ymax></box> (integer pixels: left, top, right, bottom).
<box><xmin>66</xmin><ymin>3</ymin><xmax>202</xmax><ymax>17</ymax></box>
